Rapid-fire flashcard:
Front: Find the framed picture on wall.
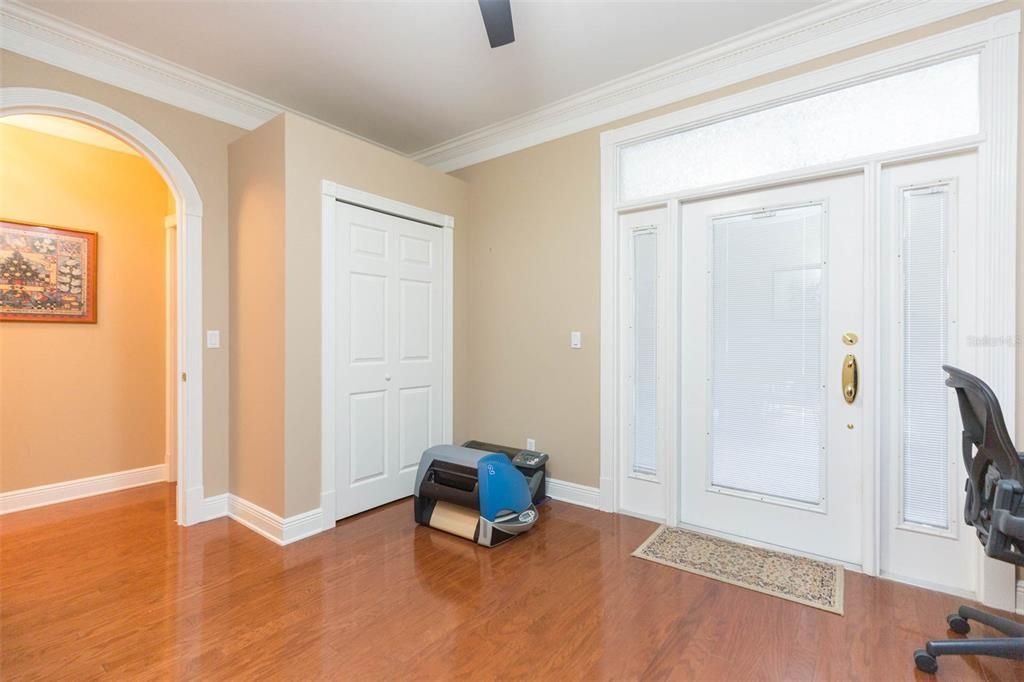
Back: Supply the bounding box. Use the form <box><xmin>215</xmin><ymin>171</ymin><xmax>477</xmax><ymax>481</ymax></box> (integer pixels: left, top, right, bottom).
<box><xmin>0</xmin><ymin>219</ymin><xmax>98</xmax><ymax>323</ymax></box>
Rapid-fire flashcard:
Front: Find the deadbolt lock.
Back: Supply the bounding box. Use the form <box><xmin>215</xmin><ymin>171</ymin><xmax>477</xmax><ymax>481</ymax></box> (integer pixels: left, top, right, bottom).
<box><xmin>842</xmin><ymin>332</ymin><xmax>859</xmax><ymax>346</ymax></box>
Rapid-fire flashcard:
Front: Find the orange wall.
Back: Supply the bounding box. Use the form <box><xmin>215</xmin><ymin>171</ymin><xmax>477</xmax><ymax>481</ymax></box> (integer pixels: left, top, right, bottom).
<box><xmin>1</xmin><ymin>51</ymin><xmax>245</xmax><ymax>497</ymax></box>
<box><xmin>0</xmin><ymin>124</ymin><xmax>169</xmax><ymax>491</ymax></box>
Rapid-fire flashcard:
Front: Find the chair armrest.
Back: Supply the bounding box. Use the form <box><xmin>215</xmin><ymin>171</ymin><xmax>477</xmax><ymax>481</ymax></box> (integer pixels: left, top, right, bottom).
<box><xmin>987</xmin><ymin>479</ymin><xmax>1024</xmax><ymax>566</ymax></box>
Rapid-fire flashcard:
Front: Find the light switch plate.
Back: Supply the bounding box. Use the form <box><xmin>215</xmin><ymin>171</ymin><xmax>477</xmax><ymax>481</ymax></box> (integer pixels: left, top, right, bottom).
<box><xmin>570</xmin><ymin>331</ymin><xmax>582</xmax><ymax>349</ymax></box>
<box><xmin>206</xmin><ymin>330</ymin><xmax>220</xmax><ymax>349</ymax></box>
<box><xmin>526</xmin><ymin>438</ymin><xmax>536</xmax><ymax>451</ymax></box>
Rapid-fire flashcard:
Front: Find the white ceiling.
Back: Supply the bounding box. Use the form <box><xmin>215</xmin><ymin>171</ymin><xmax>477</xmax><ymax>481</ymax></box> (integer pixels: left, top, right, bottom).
<box><xmin>28</xmin><ymin>1</ymin><xmax>823</xmax><ymax>155</ymax></box>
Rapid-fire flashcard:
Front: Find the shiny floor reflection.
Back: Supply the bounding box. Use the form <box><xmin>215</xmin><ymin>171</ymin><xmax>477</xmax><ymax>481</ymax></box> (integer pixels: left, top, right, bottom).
<box><xmin>2</xmin><ymin>483</ymin><xmax>1020</xmax><ymax>680</ymax></box>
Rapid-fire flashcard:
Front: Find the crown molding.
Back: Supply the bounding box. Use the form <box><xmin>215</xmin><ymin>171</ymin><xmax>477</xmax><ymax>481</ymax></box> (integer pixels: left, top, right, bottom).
<box><xmin>0</xmin><ymin>0</ymin><xmax>1003</xmax><ymax>170</ymax></box>
<box><xmin>0</xmin><ymin>0</ymin><xmax>401</xmax><ymax>153</ymax></box>
<box><xmin>412</xmin><ymin>0</ymin><xmax>1003</xmax><ymax>172</ymax></box>
<box><xmin>0</xmin><ymin>0</ymin><xmax>276</xmax><ymax>128</ymax></box>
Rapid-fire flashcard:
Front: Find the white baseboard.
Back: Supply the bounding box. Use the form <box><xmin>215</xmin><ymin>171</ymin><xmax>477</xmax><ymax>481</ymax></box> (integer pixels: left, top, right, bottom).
<box><xmin>546</xmin><ymin>478</ymin><xmax>602</xmax><ymax>510</ymax></box>
<box><xmin>320</xmin><ymin>490</ymin><xmax>337</xmax><ymax>531</ymax></box>
<box><xmin>201</xmin><ymin>493</ymin><xmax>229</xmax><ymax>522</ymax></box>
<box><xmin>227</xmin><ymin>495</ymin><xmax>286</xmax><ymax>544</ymax></box>
<box><xmin>201</xmin><ymin>494</ymin><xmax>325</xmax><ymax>546</ymax></box>
<box><xmin>0</xmin><ymin>463</ymin><xmax>167</xmax><ymax>514</ymax></box>
<box><xmin>281</xmin><ymin>506</ymin><xmax>325</xmax><ymax>544</ymax></box>
<box><xmin>599</xmin><ymin>476</ymin><xmax>615</xmax><ymax>512</ymax></box>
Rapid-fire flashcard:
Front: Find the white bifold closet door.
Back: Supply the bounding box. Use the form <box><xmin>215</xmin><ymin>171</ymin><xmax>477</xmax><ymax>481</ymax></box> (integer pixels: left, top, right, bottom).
<box><xmin>334</xmin><ymin>202</ymin><xmax>444</xmax><ymax>519</ymax></box>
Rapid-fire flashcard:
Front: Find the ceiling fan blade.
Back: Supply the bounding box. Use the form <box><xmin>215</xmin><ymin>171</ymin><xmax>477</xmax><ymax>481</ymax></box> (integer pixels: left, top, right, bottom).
<box><xmin>478</xmin><ymin>0</ymin><xmax>515</xmax><ymax>48</ymax></box>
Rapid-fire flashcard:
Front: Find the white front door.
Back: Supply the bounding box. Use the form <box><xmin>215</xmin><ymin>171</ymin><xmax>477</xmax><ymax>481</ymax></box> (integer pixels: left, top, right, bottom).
<box><xmin>679</xmin><ymin>174</ymin><xmax>865</xmax><ymax>565</ymax></box>
<box><xmin>334</xmin><ymin>202</ymin><xmax>444</xmax><ymax>518</ymax></box>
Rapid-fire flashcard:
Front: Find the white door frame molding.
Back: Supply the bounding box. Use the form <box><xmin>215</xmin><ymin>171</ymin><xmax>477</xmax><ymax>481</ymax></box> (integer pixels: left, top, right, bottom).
<box><xmin>320</xmin><ymin>180</ymin><xmax>454</xmax><ymax>529</ymax></box>
<box><xmin>1</xmin><ymin>86</ymin><xmax>206</xmax><ymax>525</ymax></box>
<box><xmin>599</xmin><ymin>12</ymin><xmax>1020</xmax><ymax>608</ymax></box>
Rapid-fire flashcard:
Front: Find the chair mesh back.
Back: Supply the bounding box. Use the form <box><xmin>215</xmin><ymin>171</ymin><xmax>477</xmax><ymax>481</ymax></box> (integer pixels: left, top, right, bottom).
<box><xmin>943</xmin><ymin>366</ymin><xmax>1024</xmax><ymax>533</ymax></box>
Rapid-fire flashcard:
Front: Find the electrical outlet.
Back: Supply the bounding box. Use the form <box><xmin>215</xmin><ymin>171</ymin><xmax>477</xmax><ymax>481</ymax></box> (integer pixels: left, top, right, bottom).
<box><xmin>526</xmin><ymin>438</ymin><xmax>536</xmax><ymax>451</ymax></box>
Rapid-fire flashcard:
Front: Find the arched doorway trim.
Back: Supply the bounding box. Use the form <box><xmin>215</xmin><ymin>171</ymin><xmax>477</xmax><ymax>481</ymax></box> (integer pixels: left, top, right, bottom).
<box><xmin>1</xmin><ymin>87</ymin><xmax>205</xmax><ymax>525</ymax></box>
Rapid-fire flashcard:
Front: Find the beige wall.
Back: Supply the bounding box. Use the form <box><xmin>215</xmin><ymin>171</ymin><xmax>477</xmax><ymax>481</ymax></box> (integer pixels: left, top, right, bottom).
<box><xmin>1</xmin><ymin>51</ymin><xmax>246</xmax><ymax>496</ymax></box>
<box><xmin>228</xmin><ymin>113</ymin><xmax>470</xmax><ymax>517</ymax></box>
<box><xmin>454</xmin><ymin>134</ymin><xmax>601</xmax><ymax>486</ymax></box>
<box><xmin>0</xmin><ymin>52</ymin><xmax>469</xmax><ymax>515</ymax></box>
<box><xmin>283</xmin><ymin>114</ymin><xmax>470</xmax><ymax>516</ymax></box>
<box><xmin>0</xmin><ymin>125</ymin><xmax>168</xmax><ymax>490</ymax></box>
<box><xmin>3</xmin><ymin>2</ymin><xmax>1020</xmax><ymax>511</ymax></box>
<box><xmin>228</xmin><ymin>116</ymin><xmax>286</xmax><ymax>513</ymax></box>
<box><xmin>453</xmin><ymin>1</ymin><xmax>1024</xmax><ymax>488</ymax></box>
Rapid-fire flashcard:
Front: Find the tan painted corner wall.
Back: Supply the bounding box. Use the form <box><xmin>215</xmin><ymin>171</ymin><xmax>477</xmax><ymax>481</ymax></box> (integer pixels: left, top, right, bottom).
<box><xmin>454</xmin><ymin>133</ymin><xmax>601</xmax><ymax>487</ymax></box>
<box><xmin>282</xmin><ymin>113</ymin><xmax>470</xmax><ymax>516</ymax></box>
<box><xmin>224</xmin><ymin>112</ymin><xmax>470</xmax><ymax>517</ymax></box>
<box><xmin>228</xmin><ymin>116</ymin><xmax>286</xmax><ymax>513</ymax></box>
<box><xmin>1</xmin><ymin>50</ymin><xmax>246</xmax><ymax>497</ymax></box>
<box><xmin>0</xmin><ymin>125</ymin><xmax>168</xmax><ymax>491</ymax></box>
<box><xmin>452</xmin><ymin>1</ymin><xmax>1024</xmax><ymax>489</ymax></box>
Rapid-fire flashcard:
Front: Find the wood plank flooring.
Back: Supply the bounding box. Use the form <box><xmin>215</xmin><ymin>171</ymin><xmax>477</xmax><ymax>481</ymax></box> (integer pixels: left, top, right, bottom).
<box><xmin>1</xmin><ymin>483</ymin><xmax>1022</xmax><ymax>680</ymax></box>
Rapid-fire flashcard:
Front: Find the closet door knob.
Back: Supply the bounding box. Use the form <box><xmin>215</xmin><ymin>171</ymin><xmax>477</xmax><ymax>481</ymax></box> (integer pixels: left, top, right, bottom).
<box><xmin>384</xmin><ymin>374</ymin><xmax>392</xmax><ymax>382</ymax></box>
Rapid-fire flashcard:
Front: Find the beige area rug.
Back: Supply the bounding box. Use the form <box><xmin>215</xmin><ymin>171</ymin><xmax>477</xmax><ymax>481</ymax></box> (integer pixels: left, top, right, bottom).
<box><xmin>632</xmin><ymin>525</ymin><xmax>844</xmax><ymax>615</ymax></box>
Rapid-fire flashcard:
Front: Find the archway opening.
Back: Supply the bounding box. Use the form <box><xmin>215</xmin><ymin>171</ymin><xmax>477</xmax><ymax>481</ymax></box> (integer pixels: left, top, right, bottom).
<box><xmin>0</xmin><ymin>113</ymin><xmax>178</xmax><ymax>517</ymax></box>
<box><xmin>1</xmin><ymin>89</ymin><xmax>204</xmax><ymax>525</ymax></box>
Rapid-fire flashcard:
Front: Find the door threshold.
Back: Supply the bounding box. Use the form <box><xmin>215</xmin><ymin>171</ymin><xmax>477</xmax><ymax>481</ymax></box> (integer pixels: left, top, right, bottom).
<box><xmin>617</xmin><ymin>507</ymin><xmax>667</xmax><ymax>524</ymax></box>
<box><xmin>879</xmin><ymin>570</ymin><xmax>977</xmax><ymax>601</ymax></box>
<box><xmin>674</xmin><ymin>520</ymin><xmax>863</xmax><ymax>573</ymax></box>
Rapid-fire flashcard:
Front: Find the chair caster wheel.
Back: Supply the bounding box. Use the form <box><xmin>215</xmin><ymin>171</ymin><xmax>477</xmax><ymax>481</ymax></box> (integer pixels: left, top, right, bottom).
<box><xmin>947</xmin><ymin>614</ymin><xmax>971</xmax><ymax>635</ymax></box>
<box><xmin>914</xmin><ymin>650</ymin><xmax>938</xmax><ymax>674</ymax></box>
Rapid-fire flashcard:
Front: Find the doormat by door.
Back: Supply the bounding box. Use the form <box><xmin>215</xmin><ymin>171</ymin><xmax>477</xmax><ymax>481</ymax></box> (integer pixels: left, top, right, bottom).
<box><xmin>632</xmin><ymin>525</ymin><xmax>844</xmax><ymax>615</ymax></box>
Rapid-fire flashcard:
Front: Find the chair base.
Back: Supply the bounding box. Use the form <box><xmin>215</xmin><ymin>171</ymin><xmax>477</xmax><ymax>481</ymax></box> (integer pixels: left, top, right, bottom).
<box><xmin>914</xmin><ymin>605</ymin><xmax>1024</xmax><ymax>673</ymax></box>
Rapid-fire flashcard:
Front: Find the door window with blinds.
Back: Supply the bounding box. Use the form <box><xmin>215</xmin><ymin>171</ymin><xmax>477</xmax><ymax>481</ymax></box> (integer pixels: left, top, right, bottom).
<box><xmin>900</xmin><ymin>182</ymin><xmax>956</xmax><ymax>529</ymax></box>
<box><xmin>631</xmin><ymin>227</ymin><xmax>658</xmax><ymax>477</ymax></box>
<box><xmin>709</xmin><ymin>204</ymin><xmax>826</xmax><ymax>504</ymax></box>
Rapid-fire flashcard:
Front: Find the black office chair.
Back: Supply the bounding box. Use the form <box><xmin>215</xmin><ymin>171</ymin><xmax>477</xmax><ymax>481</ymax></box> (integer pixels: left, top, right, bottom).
<box><xmin>913</xmin><ymin>366</ymin><xmax>1024</xmax><ymax>673</ymax></box>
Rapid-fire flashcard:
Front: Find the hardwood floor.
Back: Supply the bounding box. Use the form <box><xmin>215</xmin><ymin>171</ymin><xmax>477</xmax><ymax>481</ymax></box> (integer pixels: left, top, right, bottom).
<box><xmin>1</xmin><ymin>483</ymin><xmax>1022</xmax><ymax>681</ymax></box>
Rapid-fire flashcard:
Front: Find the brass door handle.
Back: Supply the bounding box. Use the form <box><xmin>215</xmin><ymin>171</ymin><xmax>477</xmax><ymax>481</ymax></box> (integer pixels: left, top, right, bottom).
<box><xmin>842</xmin><ymin>354</ymin><xmax>858</xmax><ymax>404</ymax></box>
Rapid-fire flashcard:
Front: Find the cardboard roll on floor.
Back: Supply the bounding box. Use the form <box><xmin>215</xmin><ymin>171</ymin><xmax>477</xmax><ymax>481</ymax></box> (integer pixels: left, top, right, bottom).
<box><xmin>428</xmin><ymin>501</ymin><xmax>480</xmax><ymax>541</ymax></box>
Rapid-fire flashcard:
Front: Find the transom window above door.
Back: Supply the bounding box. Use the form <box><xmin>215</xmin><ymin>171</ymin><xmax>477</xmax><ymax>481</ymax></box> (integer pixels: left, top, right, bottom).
<box><xmin>618</xmin><ymin>54</ymin><xmax>980</xmax><ymax>202</ymax></box>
